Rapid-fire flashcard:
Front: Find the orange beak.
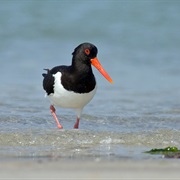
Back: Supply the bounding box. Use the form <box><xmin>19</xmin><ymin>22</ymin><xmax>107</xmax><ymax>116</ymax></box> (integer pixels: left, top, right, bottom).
<box><xmin>91</xmin><ymin>57</ymin><xmax>113</xmax><ymax>83</ymax></box>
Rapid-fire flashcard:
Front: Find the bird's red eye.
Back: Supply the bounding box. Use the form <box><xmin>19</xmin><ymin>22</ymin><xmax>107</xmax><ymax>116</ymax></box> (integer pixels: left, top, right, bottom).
<box><xmin>84</xmin><ymin>49</ymin><xmax>90</xmax><ymax>55</ymax></box>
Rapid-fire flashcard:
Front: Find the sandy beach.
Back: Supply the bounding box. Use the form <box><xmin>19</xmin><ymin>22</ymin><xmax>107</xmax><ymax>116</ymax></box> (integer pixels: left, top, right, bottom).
<box><xmin>1</xmin><ymin>159</ymin><xmax>180</xmax><ymax>179</ymax></box>
<box><xmin>1</xmin><ymin>1</ymin><xmax>180</xmax><ymax>180</ymax></box>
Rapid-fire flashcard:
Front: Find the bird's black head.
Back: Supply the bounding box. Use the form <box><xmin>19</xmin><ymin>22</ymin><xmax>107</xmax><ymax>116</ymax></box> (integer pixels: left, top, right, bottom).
<box><xmin>72</xmin><ymin>43</ymin><xmax>98</xmax><ymax>65</ymax></box>
<box><xmin>71</xmin><ymin>42</ymin><xmax>113</xmax><ymax>83</ymax></box>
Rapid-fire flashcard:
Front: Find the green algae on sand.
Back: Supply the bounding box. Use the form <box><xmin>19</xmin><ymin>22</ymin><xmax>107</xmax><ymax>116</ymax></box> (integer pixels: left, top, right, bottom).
<box><xmin>145</xmin><ymin>146</ymin><xmax>180</xmax><ymax>158</ymax></box>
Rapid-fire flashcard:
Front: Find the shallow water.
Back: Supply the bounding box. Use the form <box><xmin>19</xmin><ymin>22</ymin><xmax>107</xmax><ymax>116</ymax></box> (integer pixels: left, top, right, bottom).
<box><xmin>1</xmin><ymin>129</ymin><xmax>179</xmax><ymax>161</ymax></box>
<box><xmin>0</xmin><ymin>1</ymin><xmax>180</xmax><ymax>161</ymax></box>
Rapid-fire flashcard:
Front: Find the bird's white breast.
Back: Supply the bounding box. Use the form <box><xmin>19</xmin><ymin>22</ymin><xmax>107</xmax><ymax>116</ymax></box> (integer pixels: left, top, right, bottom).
<box><xmin>48</xmin><ymin>72</ymin><xmax>97</xmax><ymax>109</ymax></box>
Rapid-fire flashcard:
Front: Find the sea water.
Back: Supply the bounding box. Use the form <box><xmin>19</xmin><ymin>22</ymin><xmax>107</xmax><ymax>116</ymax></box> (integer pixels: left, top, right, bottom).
<box><xmin>0</xmin><ymin>1</ymin><xmax>180</xmax><ymax>160</ymax></box>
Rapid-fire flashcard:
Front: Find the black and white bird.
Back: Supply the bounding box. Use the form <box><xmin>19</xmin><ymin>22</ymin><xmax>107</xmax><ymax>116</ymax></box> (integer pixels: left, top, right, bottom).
<box><xmin>42</xmin><ymin>42</ymin><xmax>113</xmax><ymax>129</ymax></box>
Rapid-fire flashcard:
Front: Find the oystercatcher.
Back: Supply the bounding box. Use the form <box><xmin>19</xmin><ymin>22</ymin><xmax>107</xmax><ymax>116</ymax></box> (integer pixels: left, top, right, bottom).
<box><xmin>42</xmin><ymin>42</ymin><xmax>113</xmax><ymax>129</ymax></box>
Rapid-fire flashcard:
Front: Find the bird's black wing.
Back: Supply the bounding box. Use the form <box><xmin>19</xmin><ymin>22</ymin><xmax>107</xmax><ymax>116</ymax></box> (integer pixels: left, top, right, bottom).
<box><xmin>42</xmin><ymin>66</ymin><xmax>67</xmax><ymax>95</ymax></box>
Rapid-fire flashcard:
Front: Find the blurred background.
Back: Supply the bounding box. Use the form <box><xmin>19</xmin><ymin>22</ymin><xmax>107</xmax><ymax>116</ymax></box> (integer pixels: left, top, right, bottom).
<box><xmin>0</xmin><ymin>0</ymin><xmax>180</xmax><ymax>158</ymax></box>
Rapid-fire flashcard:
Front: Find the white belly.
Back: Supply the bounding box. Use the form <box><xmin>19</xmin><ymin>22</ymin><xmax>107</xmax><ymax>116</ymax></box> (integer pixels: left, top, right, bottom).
<box><xmin>48</xmin><ymin>72</ymin><xmax>97</xmax><ymax>109</ymax></box>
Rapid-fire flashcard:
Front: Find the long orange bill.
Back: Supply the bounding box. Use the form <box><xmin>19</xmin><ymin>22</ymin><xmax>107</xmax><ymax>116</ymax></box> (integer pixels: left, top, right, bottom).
<box><xmin>91</xmin><ymin>57</ymin><xmax>113</xmax><ymax>83</ymax></box>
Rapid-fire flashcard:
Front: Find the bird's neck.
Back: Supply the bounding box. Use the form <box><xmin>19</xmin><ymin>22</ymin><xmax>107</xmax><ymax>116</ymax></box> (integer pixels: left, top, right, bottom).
<box><xmin>71</xmin><ymin>57</ymin><xmax>92</xmax><ymax>74</ymax></box>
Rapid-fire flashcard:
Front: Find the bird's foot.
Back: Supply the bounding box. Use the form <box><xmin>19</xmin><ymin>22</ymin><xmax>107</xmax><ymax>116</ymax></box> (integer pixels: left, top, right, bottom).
<box><xmin>50</xmin><ymin>105</ymin><xmax>63</xmax><ymax>129</ymax></box>
<box><xmin>73</xmin><ymin>118</ymin><xmax>80</xmax><ymax>129</ymax></box>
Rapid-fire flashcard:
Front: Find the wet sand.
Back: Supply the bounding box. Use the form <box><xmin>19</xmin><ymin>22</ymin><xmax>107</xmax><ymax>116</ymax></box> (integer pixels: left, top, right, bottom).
<box><xmin>1</xmin><ymin>159</ymin><xmax>180</xmax><ymax>179</ymax></box>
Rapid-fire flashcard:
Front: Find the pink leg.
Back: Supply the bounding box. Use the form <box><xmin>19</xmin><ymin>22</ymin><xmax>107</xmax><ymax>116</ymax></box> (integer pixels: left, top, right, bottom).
<box><xmin>50</xmin><ymin>105</ymin><xmax>63</xmax><ymax>129</ymax></box>
<box><xmin>73</xmin><ymin>117</ymin><xmax>80</xmax><ymax>129</ymax></box>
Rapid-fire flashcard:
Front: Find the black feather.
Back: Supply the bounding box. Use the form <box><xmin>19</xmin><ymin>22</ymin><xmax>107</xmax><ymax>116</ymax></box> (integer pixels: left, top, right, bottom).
<box><xmin>42</xmin><ymin>69</ymin><xmax>55</xmax><ymax>95</ymax></box>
